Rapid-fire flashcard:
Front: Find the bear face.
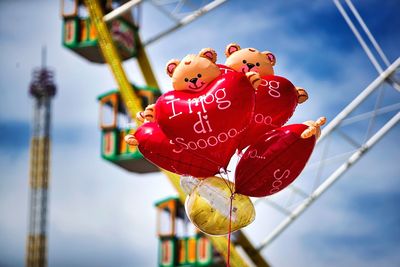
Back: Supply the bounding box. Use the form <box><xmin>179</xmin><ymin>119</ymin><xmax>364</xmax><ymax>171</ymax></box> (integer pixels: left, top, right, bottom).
<box><xmin>225</xmin><ymin>43</ymin><xmax>276</xmax><ymax>76</ymax></box>
<box><xmin>166</xmin><ymin>48</ymin><xmax>221</xmax><ymax>92</ymax></box>
<box><xmin>224</xmin><ymin>43</ymin><xmax>308</xmax><ymax>105</ymax></box>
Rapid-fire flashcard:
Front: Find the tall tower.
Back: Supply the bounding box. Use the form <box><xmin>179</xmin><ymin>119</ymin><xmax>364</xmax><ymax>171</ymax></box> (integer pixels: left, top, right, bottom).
<box><xmin>26</xmin><ymin>47</ymin><xmax>56</xmax><ymax>267</ymax></box>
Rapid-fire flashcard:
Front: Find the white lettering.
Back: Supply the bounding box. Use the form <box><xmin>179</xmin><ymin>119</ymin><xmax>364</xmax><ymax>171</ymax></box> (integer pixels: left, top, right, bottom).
<box><xmin>188</xmin><ymin>97</ymin><xmax>207</xmax><ymax>114</ymax></box>
<box><xmin>264</xmin><ymin>116</ymin><xmax>272</xmax><ymax>125</ymax></box>
<box><xmin>214</xmin><ymin>88</ymin><xmax>231</xmax><ymax>110</ymax></box>
<box><xmin>167</xmin><ymin>98</ymin><xmax>183</xmax><ymax>119</ymax></box>
<box><xmin>193</xmin><ymin>112</ymin><xmax>213</xmax><ymax>134</ymax></box>
<box><xmin>228</xmin><ymin>128</ymin><xmax>237</xmax><ymax>138</ymax></box>
<box><xmin>248</xmin><ymin>149</ymin><xmax>258</xmax><ymax>159</ymax></box>
<box><xmin>169</xmin><ymin>87</ymin><xmax>232</xmax><ymax>119</ymax></box>
<box><xmin>197</xmin><ymin>139</ymin><xmax>208</xmax><ymax>149</ymax></box>
<box><xmin>269</xmin><ymin>168</ymin><xmax>291</xmax><ymax>194</ymax></box>
<box><xmin>217</xmin><ymin>132</ymin><xmax>228</xmax><ymax>143</ymax></box>
<box><xmin>268</xmin><ymin>80</ymin><xmax>281</xmax><ymax>98</ymax></box>
<box><xmin>207</xmin><ymin>136</ymin><xmax>218</xmax><ymax>147</ymax></box>
<box><xmin>188</xmin><ymin>141</ymin><xmax>197</xmax><ymax>150</ymax></box>
<box><xmin>171</xmin><ymin>128</ymin><xmax>238</xmax><ymax>152</ymax></box>
<box><xmin>255</xmin><ymin>114</ymin><xmax>264</xmax><ymax>124</ymax></box>
<box><xmin>254</xmin><ymin>113</ymin><xmax>273</xmax><ymax>125</ymax></box>
<box><xmin>273</xmin><ymin>169</ymin><xmax>290</xmax><ymax>180</ymax></box>
<box><xmin>272</xmin><ymin>180</ymin><xmax>283</xmax><ymax>188</ymax></box>
<box><xmin>203</xmin><ymin>93</ymin><xmax>214</xmax><ymax>105</ymax></box>
<box><xmin>260</xmin><ymin>79</ymin><xmax>281</xmax><ymax>98</ymax></box>
<box><xmin>172</xmin><ymin>138</ymin><xmax>187</xmax><ymax>153</ymax></box>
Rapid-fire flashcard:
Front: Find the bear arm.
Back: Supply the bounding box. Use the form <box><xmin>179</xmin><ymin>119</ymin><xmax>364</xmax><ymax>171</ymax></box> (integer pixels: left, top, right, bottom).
<box><xmin>246</xmin><ymin>72</ymin><xmax>261</xmax><ymax>90</ymax></box>
<box><xmin>143</xmin><ymin>104</ymin><xmax>156</xmax><ymax>123</ymax></box>
<box><xmin>296</xmin><ymin>87</ymin><xmax>308</xmax><ymax>104</ymax></box>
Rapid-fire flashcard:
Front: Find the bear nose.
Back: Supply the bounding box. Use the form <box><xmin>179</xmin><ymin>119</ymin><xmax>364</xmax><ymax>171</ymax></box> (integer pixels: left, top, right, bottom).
<box><xmin>190</xmin><ymin>77</ymin><xmax>198</xmax><ymax>84</ymax></box>
<box><xmin>247</xmin><ymin>63</ymin><xmax>255</xmax><ymax>69</ymax></box>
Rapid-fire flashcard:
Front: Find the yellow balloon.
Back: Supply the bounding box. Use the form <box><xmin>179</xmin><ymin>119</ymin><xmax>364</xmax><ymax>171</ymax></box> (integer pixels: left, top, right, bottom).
<box><xmin>185</xmin><ymin>176</ymin><xmax>256</xmax><ymax>236</ymax></box>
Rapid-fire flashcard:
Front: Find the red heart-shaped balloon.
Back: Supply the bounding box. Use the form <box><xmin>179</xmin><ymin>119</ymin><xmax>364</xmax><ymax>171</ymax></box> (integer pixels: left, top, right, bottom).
<box><xmin>135</xmin><ymin>122</ymin><xmax>226</xmax><ymax>177</ymax></box>
<box><xmin>155</xmin><ymin>71</ymin><xmax>255</xmax><ymax>173</ymax></box>
<box><xmin>235</xmin><ymin>124</ymin><xmax>315</xmax><ymax>197</ymax></box>
<box><xmin>219</xmin><ymin>65</ymin><xmax>298</xmax><ymax>150</ymax></box>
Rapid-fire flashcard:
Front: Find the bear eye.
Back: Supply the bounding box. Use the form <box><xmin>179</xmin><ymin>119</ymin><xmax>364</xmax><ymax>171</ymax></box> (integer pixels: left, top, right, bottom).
<box><xmin>256</xmin><ymin>62</ymin><xmax>260</xmax><ymax>66</ymax></box>
<box><xmin>197</xmin><ymin>73</ymin><xmax>202</xmax><ymax>78</ymax></box>
<box><xmin>242</xmin><ymin>60</ymin><xmax>247</xmax><ymax>64</ymax></box>
<box><xmin>184</xmin><ymin>78</ymin><xmax>189</xmax><ymax>82</ymax></box>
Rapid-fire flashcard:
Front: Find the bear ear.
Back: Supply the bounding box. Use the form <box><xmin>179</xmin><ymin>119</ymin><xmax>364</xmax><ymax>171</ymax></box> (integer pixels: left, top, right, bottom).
<box><xmin>165</xmin><ymin>59</ymin><xmax>180</xmax><ymax>77</ymax></box>
<box><xmin>225</xmin><ymin>43</ymin><xmax>241</xmax><ymax>57</ymax></box>
<box><xmin>199</xmin><ymin>48</ymin><xmax>217</xmax><ymax>63</ymax></box>
<box><xmin>262</xmin><ymin>51</ymin><xmax>276</xmax><ymax>66</ymax></box>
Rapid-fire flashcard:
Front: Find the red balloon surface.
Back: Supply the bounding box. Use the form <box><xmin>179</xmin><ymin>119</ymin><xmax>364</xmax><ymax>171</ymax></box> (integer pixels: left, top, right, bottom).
<box><xmin>135</xmin><ymin>122</ymin><xmax>223</xmax><ymax>177</ymax></box>
<box><xmin>219</xmin><ymin>65</ymin><xmax>298</xmax><ymax>150</ymax></box>
<box><xmin>155</xmin><ymin>71</ymin><xmax>255</xmax><ymax>174</ymax></box>
<box><xmin>235</xmin><ymin>124</ymin><xmax>316</xmax><ymax>197</ymax></box>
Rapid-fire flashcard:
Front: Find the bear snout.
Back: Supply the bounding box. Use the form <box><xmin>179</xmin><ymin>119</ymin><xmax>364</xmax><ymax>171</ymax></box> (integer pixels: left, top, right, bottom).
<box><xmin>246</xmin><ymin>63</ymin><xmax>255</xmax><ymax>70</ymax></box>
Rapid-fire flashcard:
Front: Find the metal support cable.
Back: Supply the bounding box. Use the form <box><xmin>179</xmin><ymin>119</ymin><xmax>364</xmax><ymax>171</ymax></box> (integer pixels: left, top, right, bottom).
<box><xmin>149</xmin><ymin>0</ymin><xmax>181</xmax><ymax>22</ymax></box>
<box><xmin>340</xmin><ymin>102</ymin><xmax>400</xmax><ymax>126</ymax></box>
<box><xmin>312</xmin><ymin>133</ymin><xmax>332</xmax><ymax>191</ymax></box>
<box><xmin>319</xmin><ymin>57</ymin><xmax>400</xmax><ymax>142</ymax></box>
<box><xmin>363</xmin><ymin>85</ymin><xmax>384</xmax><ymax>142</ymax></box>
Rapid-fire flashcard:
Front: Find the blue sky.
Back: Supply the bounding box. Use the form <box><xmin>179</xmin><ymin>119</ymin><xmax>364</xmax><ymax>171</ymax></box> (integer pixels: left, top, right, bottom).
<box><xmin>0</xmin><ymin>0</ymin><xmax>399</xmax><ymax>266</ymax></box>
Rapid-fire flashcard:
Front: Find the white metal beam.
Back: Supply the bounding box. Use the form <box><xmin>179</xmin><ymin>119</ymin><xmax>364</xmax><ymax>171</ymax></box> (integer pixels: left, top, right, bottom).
<box><xmin>334</xmin><ymin>0</ymin><xmax>400</xmax><ymax>92</ymax></box>
<box><xmin>344</xmin><ymin>0</ymin><xmax>390</xmax><ymax>67</ymax></box>
<box><xmin>144</xmin><ymin>0</ymin><xmax>228</xmax><ymax>46</ymax></box>
<box><xmin>253</xmin><ymin>2</ymin><xmax>400</xmax><ymax>250</ymax></box>
<box><xmin>257</xmin><ymin>112</ymin><xmax>400</xmax><ymax>251</ymax></box>
<box><xmin>103</xmin><ymin>0</ymin><xmax>142</xmax><ymax>22</ymax></box>
<box><xmin>333</xmin><ymin>0</ymin><xmax>384</xmax><ymax>73</ymax></box>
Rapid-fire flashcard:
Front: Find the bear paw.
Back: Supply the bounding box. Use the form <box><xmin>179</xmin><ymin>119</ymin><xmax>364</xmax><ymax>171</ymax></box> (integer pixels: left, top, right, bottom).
<box><xmin>138</xmin><ymin>104</ymin><xmax>156</xmax><ymax>123</ymax></box>
<box><xmin>124</xmin><ymin>133</ymin><xmax>139</xmax><ymax>146</ymax></box>
<box><xmin>246</xmin><ymin>71</ymin><xmax>261</xmax><ymax>90</ymax></box>
<box><xmin>296</xmin><ymin>87</ymin><xmax>308</xmax><ymax>104</ymax></box>
<box><xmin>301</xmin><ymin>117</ymin><xmax>326</xmax><ymax>139</ymax></box>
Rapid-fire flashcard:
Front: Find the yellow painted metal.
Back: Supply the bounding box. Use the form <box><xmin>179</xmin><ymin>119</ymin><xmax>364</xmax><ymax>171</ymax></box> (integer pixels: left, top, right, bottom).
<box><xmin>135</xmin><ymin>36</ymin><xmax>159</xmax><ymax>89</ymax></box>
<box><xmin>83</xmin><ymin>0</ymin><xmax>142</xmax><ymax>121</ymax></box>
<box><xmin>235</xmin><ymin>231</ymin><xmax>271</xmax><ymax>267</ymax></box>
<box><xmin>83</xmin><ymin>1</ymin><xmax>258</xmax><ymax>266</ymax></box>
<box><xmin>30</xmin><ymin>138</ymin><xmax>50</xmax><ymax>189</ymax></box>
<box><xmin>26</xmin><ymin>234</ymin><xmax>47</xmax><ymax>267</ymax></box>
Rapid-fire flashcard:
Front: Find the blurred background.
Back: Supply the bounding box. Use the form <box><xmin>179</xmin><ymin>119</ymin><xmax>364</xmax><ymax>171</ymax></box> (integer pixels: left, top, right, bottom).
<box><xmin>0</xmin><ymin>0</ymin><xmax>399</xmax><ymax>266</ymax></box>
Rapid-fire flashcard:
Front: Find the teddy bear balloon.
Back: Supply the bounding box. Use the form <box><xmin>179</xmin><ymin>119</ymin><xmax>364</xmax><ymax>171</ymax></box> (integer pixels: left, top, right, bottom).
<box><xmin>126</xmin><ymin>48</ymin><xmax>260</xmax><ymax>177</ymax></box>
<box><xmin>125</xmin><ymin>46</ymin><xmax>326</xmax><ymax>194</ymax></box>
<box><xmin>221</xmin><ymin>43</ymin><xmax>309</xmax><ymax>150</ymax></box>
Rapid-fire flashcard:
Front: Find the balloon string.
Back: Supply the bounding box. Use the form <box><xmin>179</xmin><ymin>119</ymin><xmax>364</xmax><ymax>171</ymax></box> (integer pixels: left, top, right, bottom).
<box><xmin>219</xmin><ymin>168</ymin><xmax>234</xmax><ymax>195</ymax></box>
<box><xmin>226</xmin><ymin>193</ymin><xmax>234</xmax><ymax>267</ymax></box>
<box><xmin>233</xmin><ymin>150</ymin><xmax>243</xmax><ymax>193</ymax></box>
<box><xmin>225</xmin><ymin>168</ymin><xmax>233</xmax><ymax>194</ymax></box>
